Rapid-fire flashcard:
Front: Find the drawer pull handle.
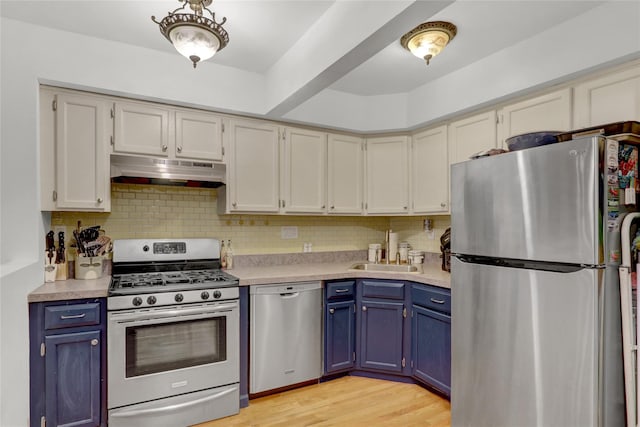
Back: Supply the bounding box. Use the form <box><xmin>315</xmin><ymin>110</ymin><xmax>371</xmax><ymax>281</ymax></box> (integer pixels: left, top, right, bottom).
<box><xmin>60</xmin><ymin>313</ymin><xmax>87</xmax><ymax>320</ymax></box>
<box><xmin>335</xmin><ymin>289</ymin><xmax>350</xmax><ymax>293</ymax></box>
<box><xmin>430</xmin><ymin>298</ymin><xmax>445</xmax><ymax>304</ymax></box>
<box><xmin>91</xmin><ymin>339</ymin><xmax>99</xmax><ymax>346</ymax></box>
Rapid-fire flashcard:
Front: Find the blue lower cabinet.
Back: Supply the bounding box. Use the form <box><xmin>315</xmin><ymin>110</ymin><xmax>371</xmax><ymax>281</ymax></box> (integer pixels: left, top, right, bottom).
<box><xmin>30</xmin><ymin>298</ymin><xmax>106</xmax><ymax>427</ymax></box>
<box><xmin>45</xmin><ymin>331</ymin><xmax>102</xmax><ymax>427</ymax></box>
<box><xmin>325</xmin><ymin>300</ymin><xmax>355</xmax><ymax>374</ymax></box>
<box><xmin>411</xmin><ymin>304</ymin><xmax>451</xmax><ymax>396</ymax></box>
<box><xmin>358</xmin><ymin>299</ymin><xmax>405</xmax><ymax>373</ymax></box>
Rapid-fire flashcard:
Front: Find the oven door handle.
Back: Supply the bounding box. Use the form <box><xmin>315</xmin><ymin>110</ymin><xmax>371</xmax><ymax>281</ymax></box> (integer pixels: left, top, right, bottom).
<box><xmin>108</xmin><ymin>386</ymin><xmax>237</xmax><ymax>418</ymax></box>
<box><xmin>110</xmin><ymin>303</ymin><xmax>237</xmax><ymax>322</ymax></box>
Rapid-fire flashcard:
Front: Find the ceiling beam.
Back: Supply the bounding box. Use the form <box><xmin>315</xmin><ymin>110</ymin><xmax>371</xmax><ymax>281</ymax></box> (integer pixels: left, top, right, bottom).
<box><xmin>264</xmin><ymin>0</ymin><xmax>453</xmax><ymax>118</ymax></box>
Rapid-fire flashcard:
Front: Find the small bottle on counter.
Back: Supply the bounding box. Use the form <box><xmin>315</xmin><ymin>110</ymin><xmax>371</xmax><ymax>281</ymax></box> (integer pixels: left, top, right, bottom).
<box><xmin>220</xmin><ymin>240</ymin><xmax>227</xmax><ymax>269</ymax></box>
<box><xmin>226</xmin><ymin>240</ymin><xmax>233</xmax><ymax>269</ymax></box>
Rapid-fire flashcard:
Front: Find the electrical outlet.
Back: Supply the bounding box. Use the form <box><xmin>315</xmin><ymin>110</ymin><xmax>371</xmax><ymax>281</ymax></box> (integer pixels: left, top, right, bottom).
<box><xmin>281</xmin><ymin>226</ymin><xmax>298</xmax><ymax>239</ymax></box>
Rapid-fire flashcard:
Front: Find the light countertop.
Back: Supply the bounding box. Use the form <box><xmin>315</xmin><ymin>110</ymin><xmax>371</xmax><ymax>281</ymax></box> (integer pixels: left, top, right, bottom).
<box><xmin>28</xmin><ymin>260</ymin><xmax>450</xmax><ymax>303</ymax></box>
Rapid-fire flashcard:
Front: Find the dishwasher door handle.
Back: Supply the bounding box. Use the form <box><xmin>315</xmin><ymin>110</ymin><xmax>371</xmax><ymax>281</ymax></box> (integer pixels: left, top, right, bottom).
<box><xmin>279</xmin><ymin>292</ymin><xmax>299</xmax><ymax>298</ymax></box>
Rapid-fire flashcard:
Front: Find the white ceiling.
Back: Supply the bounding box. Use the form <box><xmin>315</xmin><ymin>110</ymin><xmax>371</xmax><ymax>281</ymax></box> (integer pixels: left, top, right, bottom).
<box><xmin>1</xmin><ymin>0</ymin><xmax>604</xmax><ymax>98</ymax></box>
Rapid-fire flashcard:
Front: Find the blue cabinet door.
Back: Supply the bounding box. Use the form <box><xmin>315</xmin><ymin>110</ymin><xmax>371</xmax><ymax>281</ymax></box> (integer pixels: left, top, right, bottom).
<box><xmin>325</xmin><ymin>300</ymin><xmax>355</xmax><ymax>374</ymax></box>
<box><xmin>412</xmin><ymin>304</ymin><xmax>451</xmax><ymax>396</ymax></box>
<box><xmin>45</xmin><ymin>330</ymin><xmax>101</xmax><ymax>427</ymax></box>
<box><xmin>359</xmin><ymin>299</ymin><xmax>404</xmax><ymax>373</ymax></box>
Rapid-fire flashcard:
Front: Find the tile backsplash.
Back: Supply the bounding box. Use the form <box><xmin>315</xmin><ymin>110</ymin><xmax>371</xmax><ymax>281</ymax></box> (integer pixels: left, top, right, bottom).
<box><xmin>52</xmin><ymin>184</ymin><xmax>450</xmax><ymax>255</ymax></box>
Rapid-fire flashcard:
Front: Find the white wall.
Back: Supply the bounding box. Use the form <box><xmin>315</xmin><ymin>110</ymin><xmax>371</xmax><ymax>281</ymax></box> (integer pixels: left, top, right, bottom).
<box><xmin>0</xmin><ymin>17</ymin><xmax>268</xmax><ymax>427</ymax></box>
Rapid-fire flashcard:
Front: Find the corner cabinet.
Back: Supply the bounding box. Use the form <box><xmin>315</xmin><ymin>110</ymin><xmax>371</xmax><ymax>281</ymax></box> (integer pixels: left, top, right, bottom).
<box><xmin>327</xmin><ymin>134</ymin><xmax>364</xmax><ymax>214</ymax></box>
<box><xmin>357</xmin><ymin>280</ymin><xmax>410</xmax><ymax>375</ymax></box>
<box><xmin>281</xmin><ymin>128</ymin><xmax>327</xmax><ymax>214</ymax></box>
<box><xmin>411</xmin><ymin>284</ymin><xmax>451</xmax><ymax>396</ymax></box>
<box><xmin>411</xmin><ymin>126</ymin><xmax>449</xmax><ymax>214</ymax></box>
<box><xmin>324</xmin><ymin>281</ymin><xmax>356</xmax><ymax>374</ymax></box>
<box><xmin>40</xmin><ymin>89</ymin><xmax>111</xmax><ymax>211</ymax></box>
<box><xmin>29</xmin><ymin>298</ymin><xmax>107</xmax><ymax>427</ymax></box>
<box><xmin>365</xmin><ymin>136</ymin><xmax>409</xmax><ymax>214</ymax></box>
<box><xmin>220</xmin><ymin>118</ymin><xmax>281</xmax><ymax>213</ymax></box>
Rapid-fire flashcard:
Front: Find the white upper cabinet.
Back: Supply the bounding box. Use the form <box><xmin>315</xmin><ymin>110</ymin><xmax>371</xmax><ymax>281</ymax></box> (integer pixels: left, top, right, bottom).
<box><xmin>573</xmin><ymin>64</ymin><xmax>640</xmax><ymax>128</ymax></box>
<box><xmin>175</xmin><ymin>110</ymin><xmax>223</xmax><ymax>161</ymax></box>
<box><xmin>411</xmin><ymin>125</ymin><xmax>449</xmax><ymax>214</ymax></box>
<box><xmin>365</xmin><ymin>136</ymin><xmax>409</xmax><ymax>214</ymax></box>
<box><xmin>281</xmin><ymin>127</ymin><xmax>327</xmax><ymax>214</ymax></box>
<box><xmin>328</xmin><ymin>134</ymin><xmax>364</xmax><ymax>214</ymax></box>
<box><xmin>497</xmin><ymin>88</ymin><xmax>573</xmax><ymax>148</ymax></box>
<box><xmin>448</xmin><ymin>111</ymin><xmax>497</xmax><ymax>164</ymax></box>
<box><xmin>113</xmin><ymin>101</ymin><xmax>170</xmax><ymax>157</ymax></box>
<box><xmin>222</xmin><ymin>118</ymin><xmax>280</xmax><ymax>213</ymax></box>
<box><xmin>40</xmin><ymin>89</ymin><xmax>111</xmax><ymax>211</ymax></box>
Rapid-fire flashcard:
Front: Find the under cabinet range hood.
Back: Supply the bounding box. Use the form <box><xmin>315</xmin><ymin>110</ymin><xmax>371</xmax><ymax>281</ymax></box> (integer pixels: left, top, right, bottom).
<box><xmin>110</xmin><ymin>154</ymin><xmax>226</xmax><ymax>188</ymax></box>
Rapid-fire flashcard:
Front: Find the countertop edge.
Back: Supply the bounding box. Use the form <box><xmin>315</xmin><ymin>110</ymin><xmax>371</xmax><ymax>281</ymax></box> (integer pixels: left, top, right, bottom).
<box><xmin>28</xmin><ymin>261</ymin><xmax>450</xmax><ymax>302</ymax></box>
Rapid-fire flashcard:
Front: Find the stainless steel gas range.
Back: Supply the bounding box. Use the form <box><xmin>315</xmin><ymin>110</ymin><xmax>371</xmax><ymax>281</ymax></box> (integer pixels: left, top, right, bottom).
<box><xmin>107</xmin><ymin>238</ymin><xmax>239</xmax><ymax>427</ymax></box>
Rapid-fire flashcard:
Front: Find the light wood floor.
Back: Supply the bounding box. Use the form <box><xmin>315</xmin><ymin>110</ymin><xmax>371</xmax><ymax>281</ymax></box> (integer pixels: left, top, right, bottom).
<box><xmin>196</xmin><ymin>376</ymin><xmax>451</xmax><ymax>426</ymax></box>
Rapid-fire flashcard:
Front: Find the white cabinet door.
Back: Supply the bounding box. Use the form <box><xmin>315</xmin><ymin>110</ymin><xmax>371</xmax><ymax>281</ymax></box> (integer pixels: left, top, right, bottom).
<box><xmin>498</xmin><ymin>88</ymin><xmax>572</xmax><ymax>148</ymax></box>
<box><xmin>175</xmin><ymin>110</ymin><xmax>223</xmax><ymax>161</ymax></box>
<box><xmin>53</xmin><ymin>93</ymin><xmax>110</xmax><ymax>211</ymax></box>
<box><xmin>573</xmin><ymin>64</ymin><xmax>640</xmax><ymax>128</ymax></box>
<box><xmin>328</xmin><ymin>134</ymin><xmax>364</xmax><ymax>214</ymax></box>
<box><xmin>225</xmin><ymin>119</ymin><xmax>280</xmax><ymax>212</ymax></box>
<box><xmin>365</xmin><ymin>136</ymin><xmax>409</xmax><ymax>214</ymax></box>
<box><xmin>282</xmin><ymin>128</ymin><xmax>327</xmax><ymax>213</ymax></box>
<box><xmin>113</xmin><ymin>101</ymin><xmax>170</xmax><ymax>156</ymax></box>
<box><xmin>411</xmin><ymin>125</ymin><xmax>448</xmax><ymax>214</ymax></box>
<box><xmin>448</xmin><ymin>111</ymin><xmax>497</xmax><ymax>164</ymax></box>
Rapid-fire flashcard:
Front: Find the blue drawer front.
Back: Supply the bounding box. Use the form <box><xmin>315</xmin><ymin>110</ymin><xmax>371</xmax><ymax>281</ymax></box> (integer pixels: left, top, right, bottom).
<box><xmin>44</xmin><ymin>303</ymin><xmax>101</xmax><ymax>330</ymax></box>
<box><xmin>412</xmin><ymin>284</ymin><xmax>451</xmax><ymax>314</ymax></box>
<box><xmin>326</xmin><ymin>281</ymin><xmax>355</xmax><ymax>300</ymax></box>
<box><xmin>361</xmin><ymin>280</ymin><xmax>405</xmax><ymax>300</ymax></box>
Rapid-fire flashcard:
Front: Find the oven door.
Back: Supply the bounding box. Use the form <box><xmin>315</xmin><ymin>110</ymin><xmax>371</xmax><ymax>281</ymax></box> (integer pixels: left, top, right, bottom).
<box><xmin>108</xmin><ymin>300</ymin><xmax>239</xmax><ymax>409</ymax></box>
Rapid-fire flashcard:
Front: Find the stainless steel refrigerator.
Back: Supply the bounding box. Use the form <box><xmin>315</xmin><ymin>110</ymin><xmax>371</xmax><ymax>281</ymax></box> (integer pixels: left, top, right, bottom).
<box><xmin>450</xmin><ymin>135</ymin><xmax>627</xmax><ymax>426</ymax></box>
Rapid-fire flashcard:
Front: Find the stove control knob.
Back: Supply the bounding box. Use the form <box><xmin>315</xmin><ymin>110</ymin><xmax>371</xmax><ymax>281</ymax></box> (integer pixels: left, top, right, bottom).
<box><xmin>175</xmin><ymin>293</ymin><xmax>184</xmax><ymax>303</ymax></box>
<box><xmin>147</xmin><ymin>296</ymin><xmax>157</xmax><ymax>305</ymax></box>
<box><xmin>132</xmin><ymin>297</ymin><xmax>143</xmax><ymax>306</ymax></box>
<box><xmin>213</xmin><ymin>290</ymin><xmax>222</xmax><ymax>299</ymax></box>
<box><xmin>201</xmin><ymin>291</ymin><xmax>210</xmax><ymax>300</ymax></box>
<box><xmin>143</xmin><ymin>245</ymin><xmax>150</xmax><ymax>252</ymax></box>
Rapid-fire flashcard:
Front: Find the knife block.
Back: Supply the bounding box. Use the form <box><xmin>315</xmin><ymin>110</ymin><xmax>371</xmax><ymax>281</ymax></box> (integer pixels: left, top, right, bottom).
<box><xmin>75</xmin><ymin>254</ymin><xmax>105</xmax><ymax>280</ymax></box>
<box><xmin>55</xmin><ymin>254</ymin><xmax>68</xmax><ymax>281</ymax></box>
<box><xmin>44</xmin><ymin>254</ymin><xmax>57</xmax><ymax>283</ymax></box>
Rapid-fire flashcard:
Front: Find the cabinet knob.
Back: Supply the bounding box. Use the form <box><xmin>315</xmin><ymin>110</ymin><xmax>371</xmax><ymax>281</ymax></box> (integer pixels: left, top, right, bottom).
<box><xmin>162</xmin><ymin>145</ymin><xmax>168</xmax><ymax>152</ymax></box>
<box><xmin>362</xmin><ymin>306</ymin><xmax>367</xmax><ymax>312</ymax></box>
<box><xmin>440</xmin><ymin>202</ymin><xmax>446</xmax><ymax>208</ymax></box>
<box><xmin>329</xmin><ymin>308</ymin><xmax>335</xmax><ymax>314</ymax></box>
<box><xmin>97</xmin><ymin>198</ymin><xmax>103</xmax><ymax>203</ymax></box>
<box><xmin>322</xmin><ymin>205</ymin><xmax>325</xmax><ymax>209</ymax></box>
<box><xmin>404</xmin><ymin>206</ymin><xmax>408</xmax><ymax>210</ymax></box>
<box><xmin>177</xmin><ymin>146</ymin><xmax>182</xmax><ymax>153</ymax></box>
<box><xmin>330</xmin><ymin>206</ymin><xmax>335</xmax><ymax>210</ymax></box>
<box><xmin>232</xmin><ymin>202</ymin><xmax>237</xmax><ymax>208</ymax></box>
<box><xmin>91</xmin><ymin>339</ymin><xmax>99</xmax><ymax>346</ymax></box>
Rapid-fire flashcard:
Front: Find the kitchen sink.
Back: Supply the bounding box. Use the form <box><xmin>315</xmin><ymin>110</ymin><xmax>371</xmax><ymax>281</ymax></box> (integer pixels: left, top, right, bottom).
<box><xmin>348</xmin><ymin>262</ymin><xmax>423</xmax><ymax>273</ymax></box>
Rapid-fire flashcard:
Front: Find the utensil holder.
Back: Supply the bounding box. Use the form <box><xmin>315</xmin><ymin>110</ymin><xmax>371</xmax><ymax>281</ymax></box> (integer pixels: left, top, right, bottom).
<box><xmin>44</xmin><ymin>255</ymin><xmax>57</xmax><ymax>283</ymax></box>
<box><xmin>75</xmin><ymin>254</ymin><xmax>105</xmax><ymax>280</ymax></box>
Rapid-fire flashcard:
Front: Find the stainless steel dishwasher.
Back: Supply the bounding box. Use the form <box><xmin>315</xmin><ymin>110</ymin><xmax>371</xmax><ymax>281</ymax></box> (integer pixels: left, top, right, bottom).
<box><xmin>250</xmin><ymin>281</ymin><xmax>322</xmax><ymax>394</ymax></box>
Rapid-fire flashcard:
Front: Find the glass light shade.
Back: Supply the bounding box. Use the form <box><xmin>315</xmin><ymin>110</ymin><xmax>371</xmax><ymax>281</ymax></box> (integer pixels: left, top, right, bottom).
<box><xmin>169</xmin><ymin>25</ymin><xmax>220</xmax><ymax>63</ymax></box>
<box><xmin>406</xmin><ymin>30</ymin><xmax>451</xmax><ymax>59</ymax></box>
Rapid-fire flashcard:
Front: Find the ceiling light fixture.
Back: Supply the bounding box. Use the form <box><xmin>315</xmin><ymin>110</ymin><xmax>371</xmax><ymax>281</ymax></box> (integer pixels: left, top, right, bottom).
<box><xmin>152</xmin><ymin>0</ymin><xmax>229</xmax><ymax>69</ymax></box>
<box><xmin>400</xmin><ymin>21</ymin><xmax>457</xmax><ymax>65</ymax></box>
